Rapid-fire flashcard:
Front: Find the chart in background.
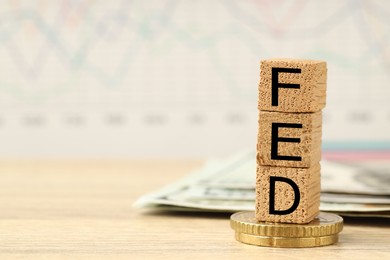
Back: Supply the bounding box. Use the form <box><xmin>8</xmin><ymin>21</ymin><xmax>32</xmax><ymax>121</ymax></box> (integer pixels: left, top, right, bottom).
<box><xmin>0</xmin><ymin>0</ymin><xmax>389</xmax><ymax>158</ymax></box>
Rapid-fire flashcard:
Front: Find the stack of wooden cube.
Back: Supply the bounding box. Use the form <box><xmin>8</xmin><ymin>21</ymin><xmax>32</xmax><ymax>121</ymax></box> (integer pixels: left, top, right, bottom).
<box><xmin>255</xmin><ymin>58</ymin><xmax>327</xmax><ymax>224</ymax></box>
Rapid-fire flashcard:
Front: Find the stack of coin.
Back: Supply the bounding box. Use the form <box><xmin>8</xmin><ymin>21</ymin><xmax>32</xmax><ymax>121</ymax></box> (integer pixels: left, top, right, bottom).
<box><xmin>231</xmin><ymin>211</ymin><xmax>343</xmax><ymax>248</ymax></box>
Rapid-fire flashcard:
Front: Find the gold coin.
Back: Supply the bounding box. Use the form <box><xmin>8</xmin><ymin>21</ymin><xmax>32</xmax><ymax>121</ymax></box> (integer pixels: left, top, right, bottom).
<box><xmin>231</xmin><ymin>211</ymin><xmax>343</xmax><ymax>237</ymax></box>
<box><xmin>235</xmin><ymin>232</ymin><xmax>339</xmax><ymax>248</ymax></box>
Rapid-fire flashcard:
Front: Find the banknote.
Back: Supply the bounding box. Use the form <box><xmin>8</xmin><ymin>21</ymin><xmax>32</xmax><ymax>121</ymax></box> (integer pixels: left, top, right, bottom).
<box><xmin>321</xmin><ymin>160</ymin><xmax>390</xmax><ymax>195</ymax></box>
<box><xmin>321</xmin><ymin>193</ymin><xmax>390</xmax><ymax>204</ymax></box>
<box><xmin>134</xmin><ymin>152</ymin><xmax>390</xmax><ymax>218</ymax></box>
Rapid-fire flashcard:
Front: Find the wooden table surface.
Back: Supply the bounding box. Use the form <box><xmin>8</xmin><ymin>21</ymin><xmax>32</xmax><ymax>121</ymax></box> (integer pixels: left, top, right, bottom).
<box><xmin>1</xmin><ymin>160</ymin><xmax>389</xmax><ymax>259</ymax></box>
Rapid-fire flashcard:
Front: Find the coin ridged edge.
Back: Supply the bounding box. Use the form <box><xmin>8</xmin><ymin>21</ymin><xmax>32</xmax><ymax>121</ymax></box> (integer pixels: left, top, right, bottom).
<box><xmin>235</xmin><ymin>232</ymin><xmax>339</xmax><ymax>248</ymax></box>
<box><xmin>231</xmin><ymin>220</ymin><xmax>343</xmax><ymax>237</ymax></box>
<box><xmin>230</xmin><ymin>212</ymin><xmax>343</xmax><ymax>237</ymax></box>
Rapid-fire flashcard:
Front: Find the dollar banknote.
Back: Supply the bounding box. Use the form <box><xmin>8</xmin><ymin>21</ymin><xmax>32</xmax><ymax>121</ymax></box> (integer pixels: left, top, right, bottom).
<box><xmin>321</xmin><ymin>160</ymin><xmax>390</xmax><ymax>195</ymax></box>
<box><xmin>134</xmin><ymin>152</ymin><xmax>390</xmax><ymax>218</ymax></box>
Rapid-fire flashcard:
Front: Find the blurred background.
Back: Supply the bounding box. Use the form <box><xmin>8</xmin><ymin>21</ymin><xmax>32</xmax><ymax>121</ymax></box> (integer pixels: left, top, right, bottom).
<box><xmin>0</xmin><ymin>0</ymin><xmax>389</xmax><ymax>159</ymax></box>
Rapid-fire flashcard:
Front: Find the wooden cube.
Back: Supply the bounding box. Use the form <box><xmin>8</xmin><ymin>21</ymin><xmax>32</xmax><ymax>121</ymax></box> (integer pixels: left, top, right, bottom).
<box><xmin>258</xmin><ymin>58</ymin><xmax>327</xmax><ymax>113</ymax></box>
<box><xmin>257</xmin><ymin>110</ymin><xmax>322</xmax><ymax>168</ymax></box>
<box><xmin>255</xmin><ymin>163</ymin><xmax>321</xmax><ymax>224</ymax></box>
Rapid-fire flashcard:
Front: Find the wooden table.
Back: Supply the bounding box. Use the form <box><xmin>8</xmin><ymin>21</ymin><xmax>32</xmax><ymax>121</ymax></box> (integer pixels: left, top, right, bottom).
<box><xmin>1</xmin><ymin>160</ymin><xmax>389</xmax><ymax>259</ymax></box>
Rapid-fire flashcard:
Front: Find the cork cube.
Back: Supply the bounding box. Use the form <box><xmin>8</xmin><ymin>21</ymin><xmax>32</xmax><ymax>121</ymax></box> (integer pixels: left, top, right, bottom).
<box><xmin>257</xmin><ymin>110</ymin><xmax>322</xmax><ymax>168</ymax></box>
<box><xmin>258</xmin><ymin>58</ymin><xmax>327</xmax><ymax>113</ymax></box>
<box><xmin>255</xmin><ymin>163</ymin><xmax>321</xmax><ymax>224</ymax></box>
